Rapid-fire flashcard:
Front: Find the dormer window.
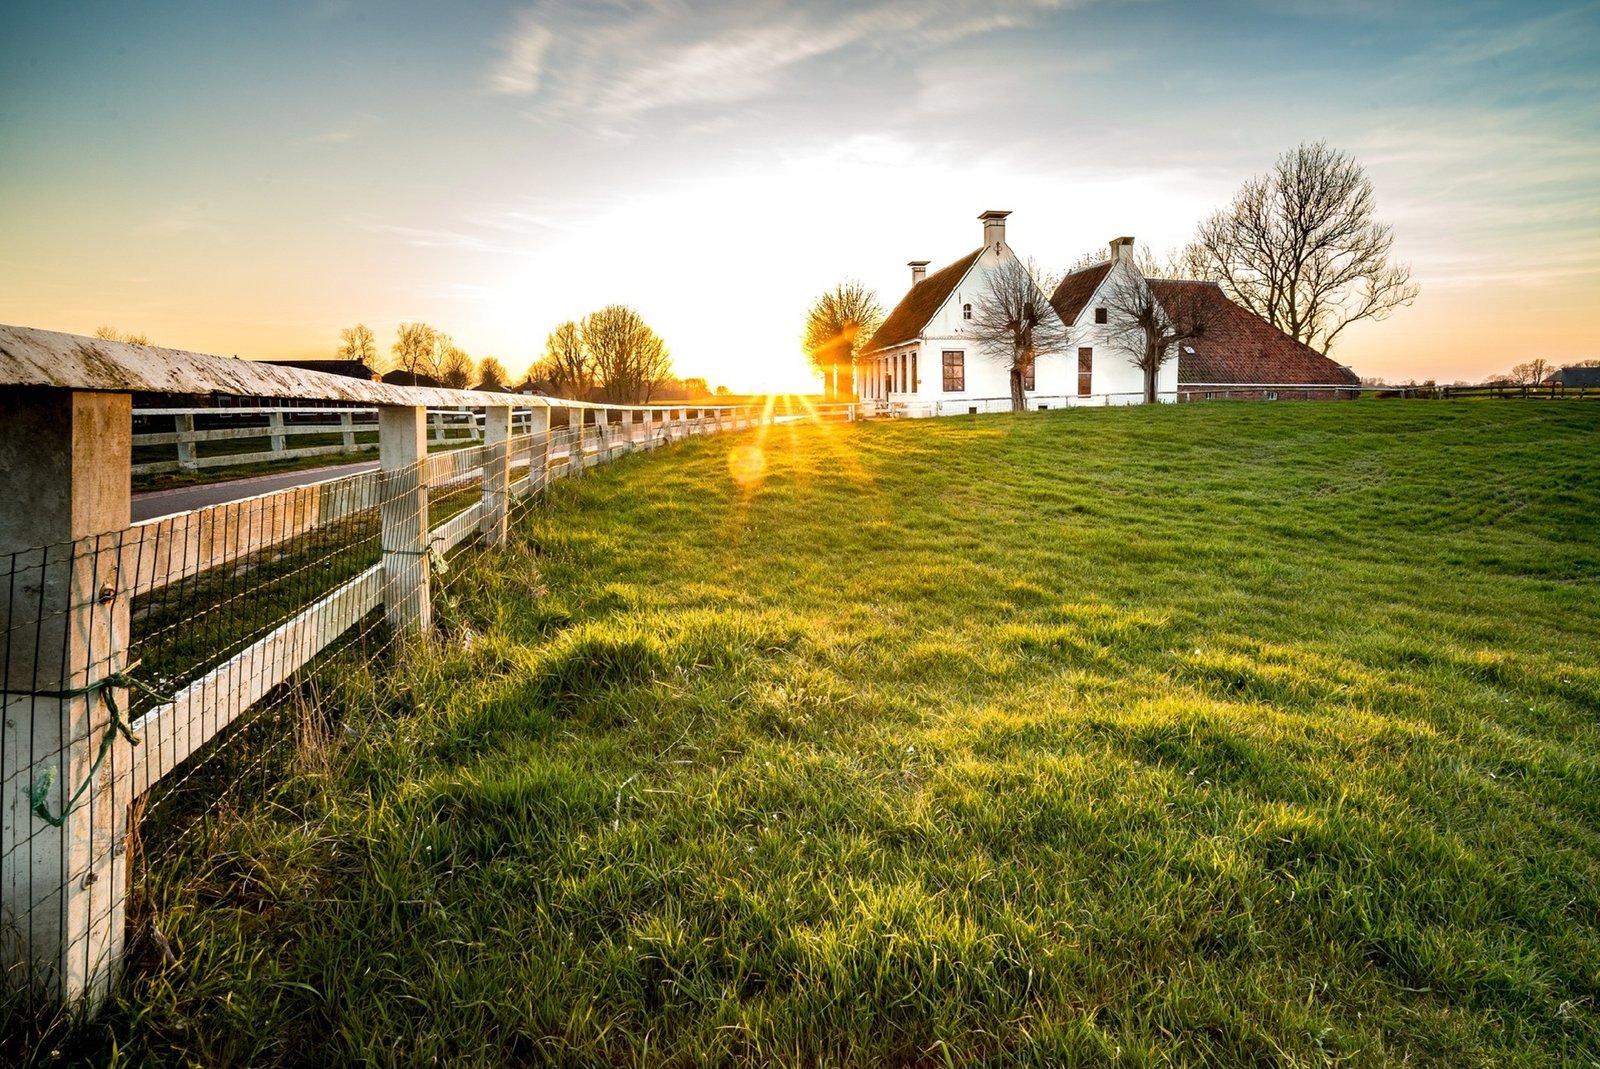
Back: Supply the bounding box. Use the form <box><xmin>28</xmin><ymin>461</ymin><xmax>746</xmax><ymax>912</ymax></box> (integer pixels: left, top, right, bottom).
<box><xmin>963</xmin><ymin>304</ymin><xmax>972</xmax><ymax>320</ymax></box>
<box><xmin>1094</xmin><ymin>307</ymin><xmax>1107</xmax><ymax>324</ymax></box>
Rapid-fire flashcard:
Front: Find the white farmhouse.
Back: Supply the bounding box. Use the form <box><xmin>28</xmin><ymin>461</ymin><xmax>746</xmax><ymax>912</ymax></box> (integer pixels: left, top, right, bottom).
<box><xmin>858</xmin><ymin>212</ymin><xmax>1168</xmax><ymax>413</ymax></box>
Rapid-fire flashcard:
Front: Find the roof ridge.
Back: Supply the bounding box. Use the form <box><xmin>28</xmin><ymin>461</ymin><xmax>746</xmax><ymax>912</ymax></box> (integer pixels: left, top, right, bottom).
<box><xmin>860</xmin><ymin>246</ymin><xmax>987</xmax><ymax>356</ymax></box>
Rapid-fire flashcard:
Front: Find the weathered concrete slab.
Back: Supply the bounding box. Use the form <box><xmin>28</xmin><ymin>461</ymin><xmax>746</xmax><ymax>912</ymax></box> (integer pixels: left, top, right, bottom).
<box><xmin>0</xmin><ymin>325</ymin><xmax>567</xmax><ymax>409</ymax></box>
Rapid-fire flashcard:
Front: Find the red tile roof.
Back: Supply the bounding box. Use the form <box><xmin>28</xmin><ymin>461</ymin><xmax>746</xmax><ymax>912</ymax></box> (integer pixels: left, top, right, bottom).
<box><xmin>1048</xmin><ymin>261</ymin><xmax>1113</xmax><ymax>325</ymax></box>
<box><xmin>861</xmin><ymin>248</ymin><xmax>985</xmax><ymax>356</ymax></box>
<box><xmin>1148</xmin><ymin>280</ymin><xmax>1360</xmax><ymax>386</ymax></box>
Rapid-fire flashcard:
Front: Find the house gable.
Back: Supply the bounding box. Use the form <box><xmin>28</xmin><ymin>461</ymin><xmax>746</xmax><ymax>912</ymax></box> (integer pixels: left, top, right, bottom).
<box><xmin>863</xmin><ymin>247</ymin><xmax>985</xmax><ymax>356</ymax></box>
<box><xmin>1048</xmin><ymin>261</ymin><xmax>1114</xmax><ymax>327</ymax></box>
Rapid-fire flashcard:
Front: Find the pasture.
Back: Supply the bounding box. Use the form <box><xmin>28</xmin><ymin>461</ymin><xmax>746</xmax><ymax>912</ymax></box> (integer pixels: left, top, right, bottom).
<box><xmin>17</xmin><ymin>400</ymin><xmax>1600</xmax><ymax>1068</ymax></box>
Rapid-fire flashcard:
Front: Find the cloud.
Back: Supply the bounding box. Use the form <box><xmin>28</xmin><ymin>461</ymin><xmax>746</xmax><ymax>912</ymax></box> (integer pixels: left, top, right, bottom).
<box><xmin>489</xmin><ymin>13</ymin><xmax>554</xmax><ymax>96</ymax></box>
<box><xmin>491</xmin><ymin>0</ymin><xmax>1084</xmax><ymax>118</ymax></box>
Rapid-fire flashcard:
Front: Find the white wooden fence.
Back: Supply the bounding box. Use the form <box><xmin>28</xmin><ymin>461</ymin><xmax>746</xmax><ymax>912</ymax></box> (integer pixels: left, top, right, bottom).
<box><xmin>130</xmin><ymin>406</ymin><xmax>490</xmax><ymax>474</ymax></box>
<box><xmin>0</xmin><ymin>324</ymin><xmax>824</xmax><ymax>1010</ymax></box>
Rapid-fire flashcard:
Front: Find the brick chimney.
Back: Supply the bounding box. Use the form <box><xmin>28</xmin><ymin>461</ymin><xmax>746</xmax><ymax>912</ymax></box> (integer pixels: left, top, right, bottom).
<box><xmin>1109</xmin><ymin>236</ymin><xmax>1136</xmax><ymax>263</ymax></box>
<box><xmin>908</xmin><ymin>260</ymin><xmax>930</xmax><ymax>286</ymax></box>
<box><xmin>979</xmin><ymin>210</ymin><xmax>1011</xmax><ymax>250</ymax></box>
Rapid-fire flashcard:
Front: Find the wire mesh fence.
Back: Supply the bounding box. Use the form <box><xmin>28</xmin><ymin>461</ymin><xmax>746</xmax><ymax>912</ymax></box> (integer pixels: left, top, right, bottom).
<box><xmin>1</xmin><ymin>398</ymin><xmax>800</xmax><ymax>1011</ymax></box>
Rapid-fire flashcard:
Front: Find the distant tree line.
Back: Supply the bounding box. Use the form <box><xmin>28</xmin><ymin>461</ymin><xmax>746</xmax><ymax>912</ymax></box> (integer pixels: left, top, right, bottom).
<box><xmin>329</xmin><ymin>306</ymin><xmax>683</xmax><ymax>402</ymax></box>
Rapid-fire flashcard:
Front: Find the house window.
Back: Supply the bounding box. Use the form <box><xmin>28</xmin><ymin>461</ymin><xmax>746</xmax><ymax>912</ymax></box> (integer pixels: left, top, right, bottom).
<box><xmin>910</xmin><ymin>353</ymin><xmax>918</xmax><ymax>392</ymax></box>
<box><xmin>963</xmin><ymin>303</ymin><xmax>972</xmax><ymax>320</ymax></box>
<box><xmin>1266</xmin><ymin>391</ymin><xmax>1279</xmax><ymax>401</ymax></box>
<box><xmin>1022</xmin><ymin>361</ymin><xmax>1036</xmax><ymax>391</ymax></box>
<box><xmin>1077</xmin><ymin>347</ymin><xmax>1093</xmax><ymax>397</ymax></box>
<box><xmin>1094</xmin><ymin>307</ymin><xmax>1107</xmax><ymax>324</ymax></box>
<box><xmin>942</xmin><ymin>350</ymin><xmax>965</xmax><ymax>391</ymax></box>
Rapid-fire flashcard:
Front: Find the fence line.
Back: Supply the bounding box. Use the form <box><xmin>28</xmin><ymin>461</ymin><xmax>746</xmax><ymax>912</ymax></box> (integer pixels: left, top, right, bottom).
<box><xmin>0</xmin><ymin>324</ymin><xmax>828</xmax><ymax>1011</ymax></box>
<box><xmin>130</xmin><ymin>402</ymin><xmax>784</xmax><ymax>475</ymax></box>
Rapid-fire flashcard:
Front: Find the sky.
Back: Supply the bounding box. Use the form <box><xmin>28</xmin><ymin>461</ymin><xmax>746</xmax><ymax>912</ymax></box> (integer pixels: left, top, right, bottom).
<box><xmin>2</xmin><ymin>0</ymin><xmax>1596</xmax><ymax>392</ymax></box>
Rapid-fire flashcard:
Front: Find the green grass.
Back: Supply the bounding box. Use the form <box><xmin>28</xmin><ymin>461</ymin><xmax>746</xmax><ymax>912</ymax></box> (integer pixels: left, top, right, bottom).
<box><xmin>17</xmin><ymin>401</ymin><xmax>1600</xmax><ymax>1067</ymax></box>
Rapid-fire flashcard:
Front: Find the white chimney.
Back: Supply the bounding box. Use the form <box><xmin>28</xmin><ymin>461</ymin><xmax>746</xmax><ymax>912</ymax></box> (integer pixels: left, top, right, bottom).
<box><xmin>908</xmin><ymin>260</ymin><xmax>930</xmax><ymax>286</ymax></box>
<box><xmin>1109</xmin><ymin>236</ymin><xmax>1136</xmax><ymax>264</ymax></box>
<box><xmin>979</xmin><ymin>210</ymin><xmax>1011</xmax><ymax>250</ymax></box>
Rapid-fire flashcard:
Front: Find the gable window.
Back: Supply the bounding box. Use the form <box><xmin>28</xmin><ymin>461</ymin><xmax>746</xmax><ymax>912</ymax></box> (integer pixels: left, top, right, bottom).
<box><xmin>942</xmin><ymin>350</ymin><xmax>965</xmax><ymax>392</ymax></box>
<box><xmin>1077</xmin><ymin>347</ymin><xmax>1093</xmax><ymax>397</ymax></box>
<box><xmin>1022</xmin><ymin>361</ymin><xmax>1036</xmax><ymax>391</ymax></box>
<box><xmin>1094</xmin><ymin>307</ymin><xmax>1108</xmax><ymax>324</ymax></box>
<box><xmin>963</xmin><ymin>303</ymin><xmax>972</xmax><ymax>320</ymax></box>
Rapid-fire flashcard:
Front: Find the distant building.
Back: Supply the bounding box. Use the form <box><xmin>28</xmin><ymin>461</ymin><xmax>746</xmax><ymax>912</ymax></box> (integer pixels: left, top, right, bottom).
<box><xmin>1541</xmin><ymin>366</ymin><xmax>1600</xmax><ymax>388</ymax></box>
<box><xmin>381</xmin><ymin>369</ymin><xmax>443</xmax><ymax>388</ymax></box>
<box><xmin>859</xmin><ymin>211</ymin><xmax>1359</xmax><ymax>408</ymax></box>
<box><xmin>262</xmin><ymin>358</ymin><xmax>378</xmax><ymax>381</ymax></box>
<box><xmin>859</xmin><ymin>212</ymin><xmax>1087</xmax><ymax>407</ymax></box>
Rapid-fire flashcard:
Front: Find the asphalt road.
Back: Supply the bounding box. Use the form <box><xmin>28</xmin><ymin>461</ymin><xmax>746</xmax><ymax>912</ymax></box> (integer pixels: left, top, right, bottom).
<box><xmin>131</xmin><ymin>460</ymin><xmax>379</xmax><ymax>522</ymax></box>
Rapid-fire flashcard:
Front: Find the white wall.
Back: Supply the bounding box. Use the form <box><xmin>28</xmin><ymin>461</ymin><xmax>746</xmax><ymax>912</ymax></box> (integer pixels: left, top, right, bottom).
<box><xmin>1063</xmin><ymin>258</ymin><xmax>1179</xmax><ymax>405</ymax></box>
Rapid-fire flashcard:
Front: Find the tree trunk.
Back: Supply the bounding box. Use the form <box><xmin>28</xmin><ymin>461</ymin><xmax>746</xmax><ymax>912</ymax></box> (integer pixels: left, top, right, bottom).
<box><xmin>1144</xmin><ymin>363</ymin><xmax>1157</xmax><ymax>404</ymax></box>
<box><xmin>1010</xmin><ymin>367</ymin><xmax>1026</xmax><ymax>412</ymax></box>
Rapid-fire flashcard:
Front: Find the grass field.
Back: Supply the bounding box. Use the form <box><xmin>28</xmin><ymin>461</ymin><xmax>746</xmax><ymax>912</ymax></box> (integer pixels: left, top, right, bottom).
<box><xmin>18</xmin><ymin>401</ymin><xmax>1600</xmax><ymax>1067</ymax></box>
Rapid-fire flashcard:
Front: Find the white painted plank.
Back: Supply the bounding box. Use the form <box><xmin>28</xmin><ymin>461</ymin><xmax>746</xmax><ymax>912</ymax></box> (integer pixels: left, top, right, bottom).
<box><xmin>124</xmin><ymin>565</ymin><xmax>383</xmax><ymax>792</ymax></box>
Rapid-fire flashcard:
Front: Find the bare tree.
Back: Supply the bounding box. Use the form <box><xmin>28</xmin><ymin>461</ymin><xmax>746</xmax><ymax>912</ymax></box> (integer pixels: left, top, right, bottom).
<box><xmin>478</xmin><ymin>356</ymin><xmax>509</xmax><ymax>390</ymax></box>
<box><xmin>94</xmin><ymin>325</ymin><xmax>151</xmax><ymax>345</ymax></box>
<box><xmin>1100</xmin><ymin>270</ymin><xmax>1211</xmax><ymax>404</ymax></box>
<box><xmin>583</xmin><ymin>305</ymin><xmax>672</xmax><ymax>403</ymax></box>
<box><xmin>529</xmin><ymin>320</ymin><xmax>594</xmax><ymax>398</ymax></box>
<box><xmin>1186</xmin><ymin>142</ymin><xmax>1418</xmax><ymax>354</ymax></box>
<box><xmin>392</xmin><ymin>322</ymin><xmax>440</xmax><ymax>379</ymax></box>
<box><xmin>337</xmin><ymin>324</ymin><xmax>379</xmax><ymax>368</ymax></box>
<box><xmin>803</xmin><ymin>281</ymin><xmax>883</xmax><ymax>401</ymax></box>
<box><xmin>438</xmin><ymin>339</ymin><xmax>475</xmax><ymax>389</ymax></box>
<box><xmin>967</xmin><ymin>257</ymin><xmax>1071</xmax><ymax>412</ymax></box>
<box><xmin>1508</xmin><ymin>358</ymin><xmax>1552</xmax><ymax>385</ymax></box>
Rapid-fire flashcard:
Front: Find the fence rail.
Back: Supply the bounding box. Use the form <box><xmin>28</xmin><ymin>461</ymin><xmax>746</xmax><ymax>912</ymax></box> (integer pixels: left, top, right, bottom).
<box><xmin>0</xmin><ymin>323</ymin><xmax>818</xmax><ymax>1010</ymax></box>
<box><xmin>129</xmin><ymin>402</ymin><xmax>796</xmax><ymax>475</ymax></box>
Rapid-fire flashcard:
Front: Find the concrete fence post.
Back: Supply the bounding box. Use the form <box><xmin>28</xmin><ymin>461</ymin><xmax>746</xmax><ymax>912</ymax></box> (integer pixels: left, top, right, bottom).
<box><xmin>0</xmin><ymin>388</ymin><xmax>133</xmax><ymax>1009</ymax></box>
<box><xmin>174</xmin><ymin>413</ymin><xmax>197</xmax><ymax>470</ymax></box>
<box><xmin>378</xmin><ymin>405</ymin><xmax>430</xmax><ymax>635</ymax></box>
<box><xmin>528</xmin><ymin>405</ymin><xmax>551</xmax><ymax>493</ymax></box>
<box><xmin>340</xmin><ymin>411</ymin><xmax>356</xmax><ymax>451</ymax></box>
<box><xmin>268</xmin><ymin>411</ymin><xmax>286</xmax><ymax>455</ymax></box>
<box><xmin>480</xmin><ymin>406</ymin><xmax>511</xmax><ymax>546</ymax></box>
